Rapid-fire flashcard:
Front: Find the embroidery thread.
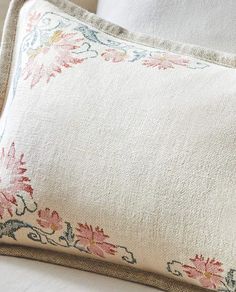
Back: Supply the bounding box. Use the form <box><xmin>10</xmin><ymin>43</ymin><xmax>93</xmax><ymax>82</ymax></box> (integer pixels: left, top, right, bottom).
<box><xmin>0</xmin><ymin>143</ymin><xmax>136</xmax><ymax>265</ymax></box>
<box><xmin>167</xmin><ymin>255</ymin><xmax>236</xmax><ymax>291</ymax></box>
<box><xmin>0</xmin><ymin>143</ymin><xmax>35</xmax><ymax>218</ymax></box>
<box><xmin>19</xmin><ymin>11</ymin><xmax>209</xmax><ymax>88</ymax></box>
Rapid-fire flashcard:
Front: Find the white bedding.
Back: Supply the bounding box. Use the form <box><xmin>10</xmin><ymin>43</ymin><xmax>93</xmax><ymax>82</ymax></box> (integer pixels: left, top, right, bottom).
<box><xmin>0</xmin><ymin>256</ymin><xmax>163</xmax><ymax>292</ymax></box>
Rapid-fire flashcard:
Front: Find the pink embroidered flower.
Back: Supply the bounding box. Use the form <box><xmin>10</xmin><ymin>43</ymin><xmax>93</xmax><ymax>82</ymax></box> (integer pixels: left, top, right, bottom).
<box><xmin>26</xmin><ymin>11</ymin><xmax>41</xmax><ymax>32</ymax></box>
<box><xmin>0</xmin><ymin>193</ymin><xmax>17</xmax><ymax>219</ymax></box>
<box><xmin>101</xmin><ymin>49</ymin><xmax>127</xmax><ymax>63</ymax></box>
<box><xmin>143</xmin><ymin>53</ymin><xmax>189</xmax><ymax>69</ymax></box>
<box><xmin>37</xmin><ymin>208</ymin><xmax>63</xmax><ymax>231</ymax></box>
<box><xmin>183</xmin><ymin>255</ymin><xmax>224</xmax><ymax>289</ymax></box>
<box><xmin>22</xmin><ymin>30</ymin><xmax>84</xmax><ymax>88</ymax></box>
<box><xmin>0</xmin><ymin>143</ymin><xmax>33</xmax><ymax>219</ymax></box>
<box><xmin>76</xmin><ymin>223</ymin><xmax>117</xmax><ymax>257</ymax></box>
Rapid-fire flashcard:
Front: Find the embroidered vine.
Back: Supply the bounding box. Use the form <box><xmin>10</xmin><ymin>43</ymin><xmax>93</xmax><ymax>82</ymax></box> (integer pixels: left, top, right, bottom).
<box><xmin>0</xmin><ymin>143</ymin><xmax>136</xmax><ymax>265</ymax></box>
<box><xmin>0</xmin><ymin>9</ymin><xmax>209</xmax><ymax>142</ymax></box>
<box><xmin>167</xmin><ymin>255</ymin><xmax>236</xmax><ymax>291</ymax></box>
<box><xmin>19</xmin><ymin>11</ymin><xmax>208</xmax><ymax>89</ymax></box>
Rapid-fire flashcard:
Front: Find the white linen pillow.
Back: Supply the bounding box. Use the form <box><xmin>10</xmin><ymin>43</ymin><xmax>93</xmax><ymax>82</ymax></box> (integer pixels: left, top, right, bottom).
<box><xmin>0</xmin><ymin>0</ymin><xmax>235</xmax><ymax>292</ymax></box>
<box><xmin>97</xmin><ymin>0</ymin><xmax>236</xmax><ymax>54</ymax></box>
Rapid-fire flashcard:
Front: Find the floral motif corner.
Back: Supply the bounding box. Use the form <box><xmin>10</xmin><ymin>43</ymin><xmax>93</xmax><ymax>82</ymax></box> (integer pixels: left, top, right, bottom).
<box><xmin>167</xmin><ymin>255</ymin><xmax>236</xmax><ymax>291</ymax></box>
<box><xmin>16</xmin><ymin>10</ymin><xmax>209</xmax><ymax>89</ymax></box>
<box><xmin>0</xmin><ymin>143</ymin><xmax>137</xmax><ymax>265</ymax></box>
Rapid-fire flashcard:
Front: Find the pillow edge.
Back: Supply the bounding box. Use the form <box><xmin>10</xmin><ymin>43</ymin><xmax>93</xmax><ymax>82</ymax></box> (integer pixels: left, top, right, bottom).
<box><xmin>0</xmin><ymin>244</ymin><xmax>208</xmax><ymax>292</ymax></box>
<box><xmin>0</xmin><ymin>0</ymin><xmax>26</xmax><ymax>115</ymax></box>
<box><xmin>51</xmin><ymin>0</ymin><xmax>236</xmax><ymax>69</ymax></box>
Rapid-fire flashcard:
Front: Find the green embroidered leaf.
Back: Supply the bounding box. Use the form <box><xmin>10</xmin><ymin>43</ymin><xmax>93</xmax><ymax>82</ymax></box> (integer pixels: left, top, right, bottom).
<box><xmin>129</xmin><ymin>50</ymin><xmax>148</xmax><ymax>62</ymax></box>
<box><xmin>0</xmin><ymin>219</ymin><xmax>30</xmax><ymax>239</ymax></box>
<box><xmin>218</xmin><ymin>269</ymin><xmax>236</xmax><ymax>292</ymax></box>
<box><xmin>225</xmin><ymin>269</ymin><xmax>236</xmax><ymax>292</ymax></box>
<box><xmin>76</xmin><ymin>25</ymin><xmax>120</xmax><ymax>47</ymax></box>
<box><xmin>59</xmin><ymin>222</ymin><xmax>75</xmax><ymax>245</ymax></box>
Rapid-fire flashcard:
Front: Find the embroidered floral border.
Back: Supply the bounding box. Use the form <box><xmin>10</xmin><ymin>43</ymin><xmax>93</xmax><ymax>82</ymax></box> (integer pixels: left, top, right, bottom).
<box><xmin>0</xmin><ymin>9</ymin><xmax>209</xmax><ymax>142</ymax></box>
<box><xmin>17</xmin><ymin>10</ymin><xmax>209</xmax><ymax>89</ymax></box>
<box><xmin>167</xmin><ymin>255</ymin><xmax>236</xmax><ymax>291</ymax></box>
<box><xmin>0</xmin><ymin>143</ymin><xmax>136</xmax><ymax>265</ymax></box>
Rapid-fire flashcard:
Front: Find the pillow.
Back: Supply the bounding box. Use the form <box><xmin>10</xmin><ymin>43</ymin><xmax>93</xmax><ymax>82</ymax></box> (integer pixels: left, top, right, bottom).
<box><xmin>0</xmin><ymin>0</ymin><xmax>236</xmax><ymax>292</ymax></box>
<box><xmin>97</xmin><ymin>0</ymin><xmax>236</xmax><ymax>54</ymax></box>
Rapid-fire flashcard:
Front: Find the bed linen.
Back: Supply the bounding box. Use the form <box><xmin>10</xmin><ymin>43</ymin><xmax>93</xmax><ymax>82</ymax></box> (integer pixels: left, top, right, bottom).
<box><xmin>0</xmin><ymin>255</ymin><xmax>162</xmax><ymax>292</ymax></box>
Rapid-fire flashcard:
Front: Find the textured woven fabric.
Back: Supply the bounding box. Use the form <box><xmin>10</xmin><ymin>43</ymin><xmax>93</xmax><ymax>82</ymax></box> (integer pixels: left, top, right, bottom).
<box><xmin>97</xmin><ymin>0</ymin><xmax>236</xmax><ymax>54</ymax></box>
<box><xmin>0</xmin><ymin>0</ymin><xmax>235</xmax><ymax>291</ymax></box>
<box><xmin>0</xmin><ymin>0</ymin><xmax>10</xmax><ymax>41</ymax></box>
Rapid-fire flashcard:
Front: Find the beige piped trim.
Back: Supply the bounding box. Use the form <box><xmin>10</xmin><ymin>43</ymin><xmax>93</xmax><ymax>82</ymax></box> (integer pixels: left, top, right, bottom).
<box><xmin>0</xmin><ymin>244</ymin><xmax>208</xmax><ymax>292</ymax></box>
<box><xmin>48</xmin><ymin>0</ymin><xmax>236</xmax><ymax>69</ymax></box>
<box><xmin>0</xmin><ymin>0</ymin><xmax>26</xmax><ymax>113</ymax></box>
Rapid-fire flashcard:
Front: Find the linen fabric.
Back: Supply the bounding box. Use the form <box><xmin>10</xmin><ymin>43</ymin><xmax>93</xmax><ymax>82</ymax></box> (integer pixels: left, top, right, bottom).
<box><xmin>0</xmin><ymin>0</ymin><xmax>10</xmax><ymax>41</ymax></box>
<box><xmin>97</xmin><ymin>0</ymin><xmax>236</xmax><ymax>54</ymax></box>
<box><xmin>0</xmin><ymin>0</ymin><xmax>235</xmax><ymax>291</ymax></box>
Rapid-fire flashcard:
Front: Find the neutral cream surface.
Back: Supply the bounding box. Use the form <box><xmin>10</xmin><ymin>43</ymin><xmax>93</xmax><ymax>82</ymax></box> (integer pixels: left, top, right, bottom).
<box><xmin>0</xmin><ymin>0</ymin><xmax>235</xmax><ymax>291</ymax></box>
